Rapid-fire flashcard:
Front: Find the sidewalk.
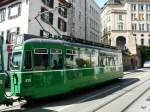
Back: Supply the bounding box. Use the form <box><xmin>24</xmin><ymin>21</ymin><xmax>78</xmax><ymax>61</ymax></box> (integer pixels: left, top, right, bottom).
<box><xmin>123</xmin><ymin>68</ymin><xmax>145</xmax><ymax>75</ymax></box>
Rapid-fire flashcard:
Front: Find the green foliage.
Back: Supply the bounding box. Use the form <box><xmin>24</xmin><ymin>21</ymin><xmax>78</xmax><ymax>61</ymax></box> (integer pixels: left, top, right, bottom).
<box><xmin>138</xmin><ymin>45</ymin><xmax>150</xmax><ymax>65</ymax></box>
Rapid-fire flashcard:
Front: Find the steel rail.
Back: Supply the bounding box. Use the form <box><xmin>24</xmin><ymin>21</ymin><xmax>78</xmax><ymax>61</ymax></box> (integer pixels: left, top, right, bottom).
<box><xmin>91</xmin><ymin>78</ymin><xmax>150</xmax><ymax>112</ymax></box>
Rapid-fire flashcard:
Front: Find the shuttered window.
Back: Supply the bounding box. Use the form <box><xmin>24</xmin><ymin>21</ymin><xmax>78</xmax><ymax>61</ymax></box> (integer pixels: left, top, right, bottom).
<box><xmin>58</xmin><ymin>17</ymin><xmax>67</xmax><ymax>32</ymax></box>
<box><xmin>42</xmin><ymin>0</ymin><xmax>54</xmax><ymax>8</ymax></box>
<box><xmin>41</xmin><ymin>7</ymin><xmax>53</xmax><ymax>25</ymax></box>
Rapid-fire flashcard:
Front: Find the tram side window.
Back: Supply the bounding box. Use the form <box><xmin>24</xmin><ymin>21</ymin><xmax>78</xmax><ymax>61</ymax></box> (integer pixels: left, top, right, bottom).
<box><xmin>65</xmin><ymin>49</ymin><xmax>78</xmax><ymax>69</ymax></box>
<box><xmin>24</xmin><ymin>51</ymin><xmax>32</xmax><ymax>70</ymax></box>
<box><xmin>99</xmin><ymin>53</ymin><xmax>105</xmax><ymax>66</ymax></box>
<box><xmin>50</xmin><ymin>49</ymin><xmax>63</xmax><ymax>69</ymax></box>
<box><xmin>77</xmin><ymin>49</ymin><xmax>91</xmax><ymax>68</ymax></box>
<box><xmin>91</xmin><ymin>50</ymin><xmax>98</xmax><ymax>67</ymax></box>
<box><xmin>34</xmin><ymin>49</ymin><xmax>48</xmax><ymax>70</ymax></box>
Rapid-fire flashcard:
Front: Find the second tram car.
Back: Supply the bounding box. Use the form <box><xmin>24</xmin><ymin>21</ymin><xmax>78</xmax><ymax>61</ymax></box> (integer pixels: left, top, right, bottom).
<box><xmin>0</xmin><ymin>37</ymin><xmax>6</xmax><ymax>104</ymax></box>
<box><xmin>10</xmin><ymin>34</ymin><xmax>123</xmax><ymax>100</ymax></box>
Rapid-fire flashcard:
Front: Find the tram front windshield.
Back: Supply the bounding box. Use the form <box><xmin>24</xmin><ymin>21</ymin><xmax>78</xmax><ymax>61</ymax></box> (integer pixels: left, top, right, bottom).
<box><xmin>0</xmin><ymin>49</ymin><xmax>2</xmax><ymax>72</ymax></box>
<box><xmin>11</xmin><ymin>52</ymin><xmax>22</xmax><ymax>70</ymax></box>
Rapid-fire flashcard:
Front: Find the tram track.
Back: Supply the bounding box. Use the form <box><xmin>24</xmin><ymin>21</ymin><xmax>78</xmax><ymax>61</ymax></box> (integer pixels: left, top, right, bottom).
<box><xmin>92</xmin><ymin>77</ymin><xmax>150</xmax><ymax>112</ymax></box>
<box><xmin>1</xmin><ymin>69</ymin><xmax>150</xmax><ymax>112</ymax></box>
<box><xmin>54</xmin><ymin>71</ymin><xmax>149</xmax><ymax>112</ymax></box>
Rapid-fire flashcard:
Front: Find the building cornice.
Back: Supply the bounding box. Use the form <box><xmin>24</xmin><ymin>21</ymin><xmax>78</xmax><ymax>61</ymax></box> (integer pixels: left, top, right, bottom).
<box><xmin>101</xmin><ymin>2</ymin><xmax>125</xmax><ymax>13</ymax></box>
<box><xmin>111</xmin><ymin>9</ymin><xmax>127</xmax><ymax>13</ymax></box>
<box><xmin>0</xmin><ymin>0</ymin><xmax>16</xmax><ymax>7</ymax></box>
<box><xmin>112</xmin><ymin>30</ymin><xmax>150</xmax><ymax>33</ymax></box>
<box><xmin>126</xmin><ymin>0</ymin><xmax>150</xmax><ymax>2</ymax></box>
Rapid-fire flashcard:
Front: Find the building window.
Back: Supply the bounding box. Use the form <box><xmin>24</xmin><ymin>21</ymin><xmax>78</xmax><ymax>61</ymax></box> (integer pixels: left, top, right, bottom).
<box><xmin>138</xmin><ymin>13</ymin><xmax>144</xmax><ymax>20</ymax></box>
<box><xmin>6</xmin><ymin>27</ymin><xmax>20</xmax><ymax>44</ymax></box>
<box><xmin>141</xmin><ymin>39</ymin><xmax>144</xmax><ymax>45</ymax></box>
<box><xmin>139</xmin><ymin>23</ymin><xmax>144</xmax><ymax>31</ymax></box>
<box><xmin>0</xmin><ymin>8</ymin><xmax>5</xmax><ymax>23</ymax></box>
<box><xmin>58</xmin><ymin>3</ymin><xmax>67</xmax><ymax>18</ymax></box>
<box><xmin>131</xmin><ymin>4</ymin><xmax>136</xmax><ymax>11</ymax></box>
<box><xmin>131</xmin><ymin>13</ymin><xmax>137</xmax><ymax>20</ymax></box>
<box><xmin>79</xmin><ymin>11</ymin><xmax>81</xmax><ymax>20</ymax></box>
<box><xmin>132</xmin><ymin>23</ymin><xmax>137</xmax><ymax>30</ymax></box>
<box><xmin>146</xmin><ymin>14</ymin><xmax>150</xmax><ymax>20</ymax></box>
<box><xmin>118</xmin><ymin>23</ymin><xmax>123</xmax><ymax>30</ymax></box>
<box><xmin>42</xmin><ymin>0</ymin><xmax>54</xmax><ymax>8</ymax></box>
<box><xmin>41</xmin><ymin>7</ymin><xmax>53</xmax><ymax>25</ymax></box>
<box><xmin>79</xmin><ymin>26</ymin><xmax>81</xmax><ymax>36</ymax></box>
<box><xmin>72</xmin><ymin>7</ymin><xmax>75</xmax><ymax>17</ymax></box>
<box><xmin>146</xmin><ymin>4</ymin><xmax>150</xmax><ymax>11</ymax></box>
<box><xmin>147</xmin><ymin>24</ymin><xmax>150</xmax><ymax>31</ymax></box>
<box><xmin>138</xmin><ymin>4</ymin><xmax>144</xmax><ymax>11</ymax></box>
<box><xmin>8</xmin><ymin>2</ymin><xmax>21</xmax><ymax>19</ymax></box>
<box><xmin>141</xmin><ymin>34</ymin><xmax>144</xmax><ymax>37</ymax></box>
<box><xmin>119</xmin><ymin>14</ymin><xmax>123</xmax><ymax>20</ymax></box>
<box><xmin>58</xmin><ymin>17</ymin><xmax>67</xmax><ymax>32</ymax></box>
<box><xmin>108</xmin><ymin>26</ymin><xmax>111</xmax><ymax>31</ymax></box>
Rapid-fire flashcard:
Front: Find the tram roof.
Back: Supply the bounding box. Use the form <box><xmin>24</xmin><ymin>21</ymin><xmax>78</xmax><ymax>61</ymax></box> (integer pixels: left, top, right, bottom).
<box><xmin>24</xmin><ymin>38</ymin><xmax>121</xmax><ymax>53</ymax></box>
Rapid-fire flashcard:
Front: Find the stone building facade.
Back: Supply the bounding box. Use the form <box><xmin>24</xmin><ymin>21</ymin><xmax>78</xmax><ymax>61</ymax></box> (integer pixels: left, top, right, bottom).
<box><xmin>101</xmin><ymin>0</ymin><xmax>150</xmax><ymax>55</ymax></box>
<box><xmin>0</xmin><ymin>0</ymin><xmax>69</xmax><ymax>70</ymax></box>
<box><xmin>67</xmin><ymin>0</ymin><xmax>101</xmax><ymax>43</ymax></box>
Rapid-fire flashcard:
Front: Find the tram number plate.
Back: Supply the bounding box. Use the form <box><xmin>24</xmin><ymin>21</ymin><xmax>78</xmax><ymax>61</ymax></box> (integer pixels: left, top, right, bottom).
<box><xmin>25</xmin><ymin>79</ymin><xmax>31</xmax><ymax>83</ymax></box>
<box><xmin>0</xmin><ymin>80</ymin><xmax>2</xmax><ymax>85</ymax></box>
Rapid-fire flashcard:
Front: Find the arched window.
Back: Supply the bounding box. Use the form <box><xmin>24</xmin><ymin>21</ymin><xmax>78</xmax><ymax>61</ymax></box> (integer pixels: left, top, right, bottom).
<box><xmin>141</xmin><ymin>34</ymin><xmax>144</xmax><ymax>37</ymax></box>
<box><xmin>116</xmin><ymin>36</ymin><xmax>126</xmax><ymax>50</ymax></box>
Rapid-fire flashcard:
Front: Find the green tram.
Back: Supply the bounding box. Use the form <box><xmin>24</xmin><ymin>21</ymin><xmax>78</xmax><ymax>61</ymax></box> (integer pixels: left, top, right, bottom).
<box><xmin>10</xmin><ymin>34</ymin><xmax>123</xmax><ymax>100</ymax></box>
<box><xmin>0</xmin><ymin>37</ymin><xmax>6</xmax><ymax>104</ymax></box>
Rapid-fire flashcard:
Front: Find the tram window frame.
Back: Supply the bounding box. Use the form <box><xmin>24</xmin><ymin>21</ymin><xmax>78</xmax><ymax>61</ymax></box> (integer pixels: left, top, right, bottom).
<box><xmin>50</xmin><ymin>48</ymin><xmax>63</xmax><ymax>70</ymax></box>
<box><xmin>65</xmin><ymin>49</ymin><xmax>78</xmax><ymax>69</ymax></box>
<box><xmin>23</xmin><ymin>51</ymin><xmax>32</xmax><ymax>70</ymax></box>
<box><xmin>34</xmin><ymin>48</ymin><xmax>48</xmax><ymax>54</ymax></box>
<box><xmin>77</xmin><ymin>48</ymin><xmax>91</xmax><ymax>68</ymax></box>
<box><xmin>34</xmin><ymin>48</ymin><xmax>49</xmax><ymax>70</ymax></box>
<box><xmin>91</xmin><ymin>50</ymin><xmax>99</xmax><ymax>67</ymax></box>
<box><xmin>99</xmin><ymin>53</ymin><xmax>105</xmax><ymax>67</ymax></box>
<box><xmin>10</xmin><ymin>51</ymin><xmax>22</xmax><ymax>70</ymax></box>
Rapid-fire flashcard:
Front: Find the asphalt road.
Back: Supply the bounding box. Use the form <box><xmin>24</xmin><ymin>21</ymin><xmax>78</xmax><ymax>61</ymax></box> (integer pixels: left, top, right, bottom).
<box><xmin>1</xmin><ymin>68</ymin><xmax>150</xmax><ymax>112</ymax></box>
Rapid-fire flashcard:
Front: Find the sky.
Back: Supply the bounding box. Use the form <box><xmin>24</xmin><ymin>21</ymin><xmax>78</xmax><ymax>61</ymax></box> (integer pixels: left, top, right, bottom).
<box><xmin>95</xmin><ymin>0</ymin><xmax>107</xmax><ymax>7</ymax></box>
